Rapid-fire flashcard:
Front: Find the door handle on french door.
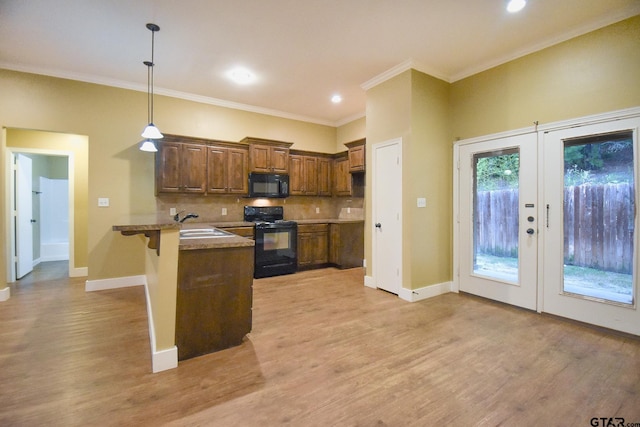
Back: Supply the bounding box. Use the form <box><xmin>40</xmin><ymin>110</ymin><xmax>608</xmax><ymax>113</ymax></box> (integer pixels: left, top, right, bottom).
<box><xmin>546</xmin><ymin>204</ymin><xmax>550</xmax><ymax>228</ymax></box>
<box><xmin>375</xmin><ymin>223</ymin><xmax>382</xmax><ymax>228</ymax></box>
<box><xmin>526</xmin><ymin>228</ymin><xmax>535</xmax><ymax>235</ymax></box>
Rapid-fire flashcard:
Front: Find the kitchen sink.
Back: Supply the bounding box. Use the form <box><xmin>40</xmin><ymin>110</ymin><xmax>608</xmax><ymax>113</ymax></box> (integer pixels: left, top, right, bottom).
<box><xmin>179</xmin><ymin>228</ymin><xmax>233</xmax><ymax>239</ymax></box>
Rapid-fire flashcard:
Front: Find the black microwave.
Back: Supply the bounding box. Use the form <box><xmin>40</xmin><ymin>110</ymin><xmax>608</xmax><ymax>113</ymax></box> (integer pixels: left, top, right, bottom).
<box><xmin>248</xmin><ymin>173</ymin><xmax>289</xmax><ymax>198</ymax></box>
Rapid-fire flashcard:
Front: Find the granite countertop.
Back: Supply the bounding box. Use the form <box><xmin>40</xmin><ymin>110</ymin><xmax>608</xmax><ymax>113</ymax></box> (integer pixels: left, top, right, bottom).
<box><xmin>112</xmin><ymin>216</ymin><xmax>254</xmax><ymax>252</ymax></box>
<box><xmin>179</xmin><ymin>223</ymin><xmax>254</xmax><ymax>250</ymax></box>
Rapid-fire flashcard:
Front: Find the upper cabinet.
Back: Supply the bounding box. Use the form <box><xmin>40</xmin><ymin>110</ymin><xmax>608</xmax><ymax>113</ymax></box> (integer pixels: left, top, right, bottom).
<box><xmin>242</xmin><ymin>137</ymin><xmax>292</xmax><ymax>173</ymax></box>
<box><xmin>207</xmin><ymin>144</ymin><xmax>249</xmax><ymax>194</ymax></box>
<box><xmin>316</xmin><ymin>156</ymin><xmax>332</xmax><ymax>196</ymax></box>
<box><xmin>333</xmin><ymin>153</ymin><xmax>352</xmax><ymax>196</ymax></box>
<box><xmin>345</xmin><ymin>138</ymin><xmax>366</xmax><ymax>173</ymax></box>
<box><xmin>156</xmin><ymin>138</ymin><xmax>207</xmax><ymax>195</ymax></box>
<box><xmin>155</xmin><ymin>134</ymin><xmax>248</xmax><ymax>196</ymax></box>
<box><xmin>289</xmin><ymin>151</ymin><xmax>332</xmax><ymax>196</ymax></box>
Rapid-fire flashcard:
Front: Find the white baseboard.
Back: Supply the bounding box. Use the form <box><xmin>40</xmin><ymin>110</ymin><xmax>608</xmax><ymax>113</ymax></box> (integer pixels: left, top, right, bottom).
<box><xmin>70</xmin><ymin>266</ymin><xmax>88</xmax><ymax>278</ymax></box>
<box><xmin>0</xmin><ymin>287</ymin><xmax>10</xmax><ymax>302</ymax></box>
<box><xmin>85</xmin><ymin>275</ymin><xmax>146</xmax><ymax>292</ymax></box>
<box><xmin>152</xmin><ymin>346</ymin><xmax>178</xmax><ymax>373</ymax></box>
<box><xmin>364</xmin><ymin>275</ymin><xmax>376</xmax><ymax>289</ymax></box>
<box><xmin>142</xmin><ymin>278</ymin><xmax>178</xmax><ymax>373</ymax></box>
<box><xmin>399</xmin><ymin>281</ymin><xmax>453</xmax><ymax>302</ymax></box>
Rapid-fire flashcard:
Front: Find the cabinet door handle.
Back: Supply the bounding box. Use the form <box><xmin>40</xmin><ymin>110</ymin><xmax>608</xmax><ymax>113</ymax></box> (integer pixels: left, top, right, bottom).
<box><xmin>375</xmin><ymin>223</ymin><xmax>381</xmax><ymax>228</ymax></box>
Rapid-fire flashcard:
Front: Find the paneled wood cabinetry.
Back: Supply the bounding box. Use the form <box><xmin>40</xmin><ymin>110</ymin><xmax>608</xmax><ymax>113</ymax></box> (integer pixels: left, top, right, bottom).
<box><xmin>290</xmin><ymin>152</ymin><xmax>332</xmax><ymax>196</ymax></box>
<box><xmin>316</xmin><ymin>156</ymin><xmax>332</xmax><ymax>196</ymax></box>
<box><xmin>329</xmin><ymin>222</ymin><xmax>364</xmax><ymax>268</ymax></box>
<box><xmin>207</xmin><ymin>144</ymin><xmax>248</xmax><ymax>194</ymax></box>
<box><xmin>345</xmin><ymin>138</ymin><xmax>366</xmax><ymax>173</ymax></box>
<box><xmin>333</xmin><ymin>154</ymin><xmax>352</xmax><ymax>196</ymax></box>
<box><xmin>297</xmin><ymin>223</ymin><xmax>329</xmax><ymax>269</ymax></box>
<box><xmin>242</xmin><ymin>137</ymin><xmax>292</xmax><ymax>173</ymax></box>
<box><xmin>156</xmin><ymin>140</ymin><xmax>207</xmax><ymax>194</ymax></box>
<box><xmin>155</xmin><ymin>135</ymin><xmax>249</xmax><ymax>196</ymax></box>
<box><xmin>176</xmin><ymin>246</ymin><xmax>253</xmax><ymax>361</ymax></box>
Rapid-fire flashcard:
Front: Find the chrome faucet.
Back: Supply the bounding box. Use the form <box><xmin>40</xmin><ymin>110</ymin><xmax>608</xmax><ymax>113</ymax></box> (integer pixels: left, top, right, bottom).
<box><xmin>174</xmin><ymin>210</ymin><xmax>199</xmax><ymax>223</ymax></box>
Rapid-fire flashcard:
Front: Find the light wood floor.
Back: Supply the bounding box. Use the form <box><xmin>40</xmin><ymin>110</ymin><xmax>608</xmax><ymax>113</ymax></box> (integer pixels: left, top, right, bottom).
<box><xmin>1</xmin><ymin>264</ymin><xmax>639</xmax><ymax>426</ymax></box>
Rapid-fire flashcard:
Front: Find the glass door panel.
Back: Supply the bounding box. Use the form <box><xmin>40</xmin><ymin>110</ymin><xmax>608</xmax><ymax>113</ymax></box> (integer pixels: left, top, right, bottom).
<box><xmin>562</xmin><ymin>131</ymin><xmax>635</xmax><ymax>305</ymax></box>
<box><xmin>473</xmin><ymin>149</ymin><xmax>520</xmax><ymax>283</ymax></box>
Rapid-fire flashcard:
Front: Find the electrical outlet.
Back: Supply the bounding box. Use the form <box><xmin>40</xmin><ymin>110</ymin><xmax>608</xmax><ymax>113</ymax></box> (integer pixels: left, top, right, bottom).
<box><xmin>347</xmin><ymin>207</ymin><xmax>351</xmax><ymax>214</ymax></box>
<box><xmin>417</xmin><ymin>197</ymin><xmax>427</xmax><ymax>208</ymax></box>
<box><xmin>169</xmin><ymin>207</ymin><xmax>177</xmax><ymax>216</ymax></box>
<box><xmin>98</xmin><ymin>197</ymin><xmax>109</xmax><ymax>207</ymax></box>
<box><xmin>315</xmin><ymin>207</ymin><xmax>320</xmax><ymax>214</ymax></box>
<box><xmin>222</xmin><ymin>208</ymin><xmax>227</xmax><ymax>216</ymax></box>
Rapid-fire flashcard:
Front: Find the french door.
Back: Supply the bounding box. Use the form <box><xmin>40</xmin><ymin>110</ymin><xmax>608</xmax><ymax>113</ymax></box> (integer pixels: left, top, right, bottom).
<box><xmin>542</xmin><ymin>117</ymin><xmax>639</xmax><ymax>335</ymax></box>
<box><xmin>456</xmin><ymin>113</ymin><xmax>640</xmax><ymax>335</ymax></box>
<box><xmin>457</xmin><ymin>133</ymin><xmax>538</xmax><ymax>310</ymax></box>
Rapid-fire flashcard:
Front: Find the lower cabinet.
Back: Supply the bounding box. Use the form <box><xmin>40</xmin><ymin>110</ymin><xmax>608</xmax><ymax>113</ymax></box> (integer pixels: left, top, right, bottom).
<box><xmin>297</xmin><ymin>221</ymin><xmax>364</xmax><ymax>270</ymax></box>
<box><xmin>329</xmin><ymin>222</ymin><xmax>364</xmax><ymax>269</ymax></box>
<box><xmin>297</xmin><ymin>223</ymin><xmax>329</xmax><ymax>269</ymax></box>
<box><xmin>175</xmin><ymin>246</ymin><xmax>254</xmax><ymax>361</ymax></box>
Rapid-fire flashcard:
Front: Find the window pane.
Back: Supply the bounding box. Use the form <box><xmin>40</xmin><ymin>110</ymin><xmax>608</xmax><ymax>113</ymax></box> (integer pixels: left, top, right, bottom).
<box><xmin>473</xmin><ymin>149</ymin><xmax>520</xmax><ymax>283</ymax></box>
<box><xmin>563</xmin><ymin>131</ymin><xmax>635</xmax><ymax>305</ymax></box>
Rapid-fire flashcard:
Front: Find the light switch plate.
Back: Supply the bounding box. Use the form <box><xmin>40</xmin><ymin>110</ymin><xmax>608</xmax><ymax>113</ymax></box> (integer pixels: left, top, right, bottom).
<box><xmin>417</xmin><ymin>197</ymin><xmax>426</xmax><ymax>208</ymax></box>
<box><xmin>98</xmin><ymin>197</ymin><xmax>109</xmax><ymax>207</ymax></box>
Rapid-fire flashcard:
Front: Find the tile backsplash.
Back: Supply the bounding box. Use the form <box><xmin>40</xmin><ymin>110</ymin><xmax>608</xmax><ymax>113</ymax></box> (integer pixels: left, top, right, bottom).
<box><xmin>156</xmin><ymin>195</ymin><xmax>364</xmax><ymax>222</ymax></box>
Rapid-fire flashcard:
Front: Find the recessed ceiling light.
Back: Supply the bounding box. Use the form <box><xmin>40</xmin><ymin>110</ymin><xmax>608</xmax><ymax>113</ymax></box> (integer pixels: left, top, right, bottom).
<box><xmin>331</xmin><ymin>94</ymin><xmax>342</xmax><ymax>103</ymax></box>
<box><xmin>227</xmin><ymin>67</ymin><xmax>256</xmax><ymax>85</ymax></box>
<box><xmin>506</xmin><ymin>0</ymin><xmax>526</xmax><ymax>13</ymax></box>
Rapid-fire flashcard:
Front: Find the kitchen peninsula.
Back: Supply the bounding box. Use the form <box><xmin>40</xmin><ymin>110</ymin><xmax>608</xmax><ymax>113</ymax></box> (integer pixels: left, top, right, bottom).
<box><xmin>113</xmin><ymin>216</ymin><xmax>255</xmax><ymax>370</ymax></box>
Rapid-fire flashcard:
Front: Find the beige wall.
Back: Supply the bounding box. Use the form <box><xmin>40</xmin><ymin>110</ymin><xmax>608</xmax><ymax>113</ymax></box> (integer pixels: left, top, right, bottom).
<box><xmin>365</xmin><ymin>70</ymin><xmax>451</xmax><ymax>290</ymax></box>
<box><xmin>365</xmin><ymin>70</ymin><xmax>412</xmax><ymax>280</ymax></box>
<box><xmin>336</xmin><ymin>116</ymin><xmax>366</xmax><ymax>152</ymax></box>
<box><xmin>0</xmin><ymin>70</ymin><xmax>338</xmax><ymax>282</ymax></box>
<box><xmin>451</xmin><ymin>15</ymin><xmax>640</xmax><ymax>139</ymax></box>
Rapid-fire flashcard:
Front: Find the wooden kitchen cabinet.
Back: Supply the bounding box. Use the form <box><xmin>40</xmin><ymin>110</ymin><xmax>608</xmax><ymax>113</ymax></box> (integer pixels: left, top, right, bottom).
<box><xmin>155</xmin><ymin>139</ymin><xmax>207</xmax><ymax>194</ymax></box>
<box><xmin>176</xmin><ymin>246</ymin><xmax>254</xmax><ymax>361</ymax></box>
<box><xmin>316</xmin><ymin>156</ymin><xmax>332</xmax><ymax>196</ymax></box>
<box><xmin>289</xmin><ymin>153</ymin><xmax>317</xmax><ymax>195</ymax></box>
<box><xmin>243</xmin><ymin>137</ymin><xmax>292</xmax><ymax>173</ymax></box>
<box><xmin>290</xmin><ymin>152</ymin><xmax>332</xmax><ymax>197</ymax></box>
<box><xmin>329</xmin><ymin>222</ymin><xmax>364</xmax><ymax>269</ymax></box>
<box><xmin>345</xmin><ymin>138</ymin><xmax>366</xmax><ymax>173</ymax></box>
<box><xmin>297</xmin><ymin>223</ymin><xmax>329</xmax><ymax>269</ymax></box>
<box><xmin>333</xmin><ymin>154</ymin><xmax>352</xmax><ymax>196</ymax></box>
<box><xmin>207</xmin><ymin>144</ymin><xmax>248</xmax><ymax>194</ymax></box>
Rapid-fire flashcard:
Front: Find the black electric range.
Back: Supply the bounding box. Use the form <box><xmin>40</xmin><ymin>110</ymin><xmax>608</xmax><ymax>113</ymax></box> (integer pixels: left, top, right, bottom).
<box><xmin>244</xmin><ymin>206</ymin><xmax>297</xmax><ymax>278</ymax></box>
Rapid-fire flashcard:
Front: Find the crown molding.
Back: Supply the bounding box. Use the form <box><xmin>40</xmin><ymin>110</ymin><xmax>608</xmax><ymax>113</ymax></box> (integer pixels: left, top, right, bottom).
<box><xmin>0</xmin><ymin>62</ymin><xmax>351</xmax><ymax>128</ymax></box>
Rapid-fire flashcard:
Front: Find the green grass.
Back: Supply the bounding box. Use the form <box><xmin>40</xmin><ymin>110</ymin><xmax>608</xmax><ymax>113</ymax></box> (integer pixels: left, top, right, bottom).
<box><xmin>475</xmin><ymin>253</ymin><xmax>633</xmax><ymax>300</ymax></box>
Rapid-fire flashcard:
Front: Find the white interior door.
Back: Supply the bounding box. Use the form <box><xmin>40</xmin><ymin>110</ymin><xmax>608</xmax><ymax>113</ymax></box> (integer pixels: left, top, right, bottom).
<box><xmin>542</xmin><ymin>117</ymin><xmax>640</xmax><ymax>335</ymax></box>
<box><xmin>15</xmin><ymin>153</ymin><xmax>34</xmax><ymax>279</ymax></box>
<box><xmin>373</xmin><ymin>138</ymin><xmax>402</xmax><ymax>294</ymax></box>
<box><xmin>457</xmin><ymin>133</ymin><xmax>538</xmax><ymax>310</ymax></box>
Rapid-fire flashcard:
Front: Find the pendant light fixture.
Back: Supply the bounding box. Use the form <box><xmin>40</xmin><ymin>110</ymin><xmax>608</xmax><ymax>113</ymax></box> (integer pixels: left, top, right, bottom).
<box><xmin>139</xmin><ymin>23</ymin><xmax>162</xmax><ymax>152</ymax></box>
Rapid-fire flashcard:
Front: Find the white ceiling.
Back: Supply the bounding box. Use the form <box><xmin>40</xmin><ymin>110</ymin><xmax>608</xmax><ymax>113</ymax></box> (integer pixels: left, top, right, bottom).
<box><xmin>1</xmin><ymin>0</ymin><xmax>639</xmax><ymax>126</ymax></box>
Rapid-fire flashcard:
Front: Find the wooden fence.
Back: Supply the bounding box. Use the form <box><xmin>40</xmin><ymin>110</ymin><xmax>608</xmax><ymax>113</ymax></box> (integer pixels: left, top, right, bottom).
<box><xmin>475</xmin><ymin>183</ymin><xmax>635</xmax><ymax>274</ymax></box>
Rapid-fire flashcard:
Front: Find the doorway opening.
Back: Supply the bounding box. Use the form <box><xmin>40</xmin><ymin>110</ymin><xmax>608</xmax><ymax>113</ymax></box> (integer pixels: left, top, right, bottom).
<box><xmin>5</xmin><ymin>128</ymin><xmax>88</xmax><ymax>289</ymax></box>
<box><xmin>9</xmin><ymin>151</ymin><xmax>71</xmax><ymax>283</ymax></box>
